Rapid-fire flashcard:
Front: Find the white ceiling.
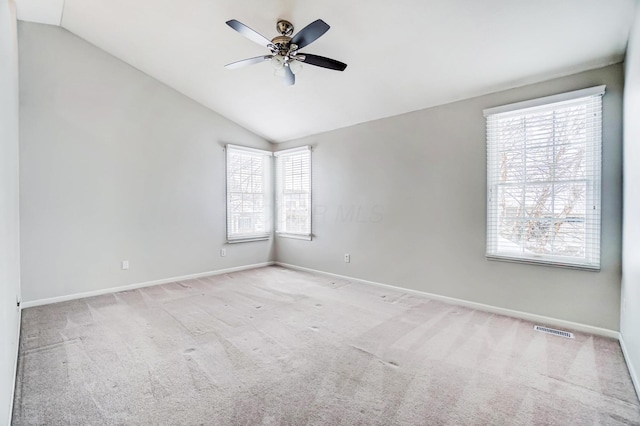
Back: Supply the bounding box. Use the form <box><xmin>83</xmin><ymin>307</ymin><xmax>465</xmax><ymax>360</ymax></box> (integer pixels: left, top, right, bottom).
<box><xmin>15</xmin><ymin>0</ymin><xmax>637</xmax><ymax>142</ymax></box>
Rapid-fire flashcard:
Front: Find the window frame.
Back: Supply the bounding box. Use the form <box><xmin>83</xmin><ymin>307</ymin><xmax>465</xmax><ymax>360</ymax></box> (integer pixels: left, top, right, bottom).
<box><xmin>225</xmin><ymin>144</ymin><xmax>273</xmax><ymax>243</ymax></box>
<box><xmin>483</xmin><ymin>86</ymin><xmax>605</xmax><ymax>270</ymax></box>
<box><xmin>274</xmin><ymin>145</ymin><xmax>312</xmax><ymax>240</ymax></box>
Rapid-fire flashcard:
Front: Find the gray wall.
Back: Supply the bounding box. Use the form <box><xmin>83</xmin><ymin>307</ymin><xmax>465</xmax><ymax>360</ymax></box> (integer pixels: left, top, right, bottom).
<box><xmin>277</xmin><ymin>64</ymin><xmax>623</xmax><ymax>331</ymax></box>
<box><xmin>621</xmin><ymin>3</ymin><xmax>640</xmax><ymax>392</ymax></box>
<box><xmin>0</xmin><ymin>0</ymin><xmax>21</xmax><ymax>423</ymax></box>
<box><xmin>19</xmin><ymin>23</ymin><xmax>274</xmax><ymax>303</ymax></box>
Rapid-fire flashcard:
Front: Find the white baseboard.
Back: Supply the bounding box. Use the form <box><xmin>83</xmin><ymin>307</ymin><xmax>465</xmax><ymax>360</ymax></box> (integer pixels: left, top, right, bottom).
<box><xmin>21</xmin><ymin>262</ymin><xmax>276</xmax><ymax>308</ymax></box>
<box><xmin>275</xmin><ymin>262</ymin><xmax>619</xmax><ymax>339</ymax></box>
<box><xmin>619</xmin><ymin>335</ymin><xmax>640</xmax><ymax>401</ymax></box>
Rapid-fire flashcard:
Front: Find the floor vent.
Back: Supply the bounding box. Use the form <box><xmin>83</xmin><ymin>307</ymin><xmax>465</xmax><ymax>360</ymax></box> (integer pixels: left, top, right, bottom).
<box><xmin>534</xmin><ymin>325</ymin><xmax>574</xmax><ymax>339</ymax></box>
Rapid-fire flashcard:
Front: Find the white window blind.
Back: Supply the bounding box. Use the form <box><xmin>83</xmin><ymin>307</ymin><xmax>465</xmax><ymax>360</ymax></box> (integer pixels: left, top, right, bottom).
<box><xmin>226</xmin><ymin>144</ymin><xmax>272</xmax><ymax>242</ymax></box>
<box><xmin>275</xmin><ymin>146</ymin><xmax>311</xmax><ymax>239</ymax></box>
<box><xmin>484</xmin><ymin>86</ymin><xmax>604</xmax><ymax>270</ymax></box>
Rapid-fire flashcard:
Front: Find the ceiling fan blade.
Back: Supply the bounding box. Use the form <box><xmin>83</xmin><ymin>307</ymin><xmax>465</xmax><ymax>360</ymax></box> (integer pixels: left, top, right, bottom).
<box><xmin>226</xmin><ymin>19</ymin><xmax>272</xmax><ymax>48</ymax></box>
<box><xmin>283</xmin><ymin>64</ymin><xmax>295</xmax><ymax>86</ymax></box>
<box><xmin>299</xmin><ymin>53</ymin><xmax>347</xmax><ymax>71</ymax></box>
<box><xmin>290</xmin><ymin>19</ymin><xmax>330</xmax><ymax>49</ymax></box>
<box><xmin>225</xmin><ymin>55</ymin><xmax>273</xmax><ymax>70</ymax></box>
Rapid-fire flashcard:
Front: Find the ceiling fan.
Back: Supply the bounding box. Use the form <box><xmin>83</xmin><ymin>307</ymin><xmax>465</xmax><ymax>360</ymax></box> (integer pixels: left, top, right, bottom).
<box><xmin>224</xmin><ymin>18</ymin><xmax>347</xmax><ymax>86</ymax></box>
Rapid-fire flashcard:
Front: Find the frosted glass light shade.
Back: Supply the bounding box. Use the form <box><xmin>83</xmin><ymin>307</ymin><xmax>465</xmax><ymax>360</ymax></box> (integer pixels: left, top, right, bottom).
<box><xmin>289</xmin><ymin>60</ymin><xmax>302</xmax><ymax>74</ymax></box>
<box><xmin>271</xmin><ymin>55</ymin><xmax>285</xmax><ymax>70</ymax></box>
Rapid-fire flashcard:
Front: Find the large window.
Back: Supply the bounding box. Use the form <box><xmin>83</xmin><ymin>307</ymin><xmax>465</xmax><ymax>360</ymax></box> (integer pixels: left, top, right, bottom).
<box><xmin>484</xmin><ymin>86</ymin><xmax>604</xmax><ymax>269</ymax></box>
<box><xmin>275</xmin><ymin>146</ymin><xmax>312</xmax><ymax>239</ymax></box>
<box><xmin>225</xmin><ymin>145</ymin><xmax>272</xmax><ymax>242</ymax></box>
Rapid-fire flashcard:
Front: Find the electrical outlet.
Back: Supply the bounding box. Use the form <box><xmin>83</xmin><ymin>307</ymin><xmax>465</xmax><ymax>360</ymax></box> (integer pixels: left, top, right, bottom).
<box><xmin>220</xmin><ymin>248</ymin><xmax>227</xmax><ymax>257</ymax></box>
<box><xmin>121</xmin><ymin>260</ymin><xmax>129</xmax><ymax>270</ymax></box>
<box><xmin>344</xmin><ymin>254</ymin><xmax>350</xmax><ymax>263</ymax></box>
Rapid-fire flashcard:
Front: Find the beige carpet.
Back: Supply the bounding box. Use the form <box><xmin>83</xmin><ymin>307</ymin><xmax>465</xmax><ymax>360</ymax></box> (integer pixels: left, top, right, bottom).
<box><xmin>12</xmin><ymin>266</ymin><xmax>640</xmax><ymax>425</ymax></box>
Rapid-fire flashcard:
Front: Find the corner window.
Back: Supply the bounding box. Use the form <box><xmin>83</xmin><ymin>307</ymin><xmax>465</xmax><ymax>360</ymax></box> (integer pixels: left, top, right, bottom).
<box><xmin>484</xmin><ymin>86</ymin><xmax>604</xmax><ymax>269</ymax></box>
<box><xmin>275</xmin><ymin>146</ymin><xmax>312</xmax><ymax>240</ymax></box>
<box><xmin>225</xmin><ymin>145</ymin><xmax>272</xmax><ymax>242</ymax></box>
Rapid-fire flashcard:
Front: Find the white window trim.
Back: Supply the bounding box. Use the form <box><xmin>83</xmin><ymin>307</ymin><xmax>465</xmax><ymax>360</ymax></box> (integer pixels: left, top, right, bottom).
<box><xmin>484</xmin><ymin>86</ymin><xmax>604</xmax><ymax>270</ymax></box>
<box><xmin>225</xmin><ymin>144</ymin><xmax>273</xmax><ymax>243</ymax></box>
<box><xmin>483</xmin><ymin>85</ymin><xmax>605</xmax><ymax>117</ymax></box>
<box><xmin>226</xmin><ymin>144</ymin><xmax>273</xmax><ymax>155</ymax></box>
<box><xmin>274</xmin><ymin>146</ymin><xmax>312</xmax><ymax>156</ymax></box>
<box><xmin>274</xmin><ymin>145</ymin><xmax>312</xmax><ymax>240</ymax></box>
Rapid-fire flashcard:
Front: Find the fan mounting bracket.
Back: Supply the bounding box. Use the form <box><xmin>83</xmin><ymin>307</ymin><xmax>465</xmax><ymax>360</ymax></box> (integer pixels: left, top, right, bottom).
<box><xmin>276</xmin><ymin>20</ymin><xmax>294</xmax><ymax>36</ymax></box>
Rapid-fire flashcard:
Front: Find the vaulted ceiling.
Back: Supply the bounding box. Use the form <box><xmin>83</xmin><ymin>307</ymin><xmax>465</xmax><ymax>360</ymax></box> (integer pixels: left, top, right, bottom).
<box><xmin>15</xmin><ymin>0</ymin><xmax>637</xmax><ymax>142</ymax></box>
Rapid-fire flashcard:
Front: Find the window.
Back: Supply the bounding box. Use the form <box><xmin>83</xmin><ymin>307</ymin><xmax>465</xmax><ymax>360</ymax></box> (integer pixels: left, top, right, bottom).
<box><xmin>484</xmin><ymin>86</ymin><xmax>604</xmax><ymax>269</ymax></box>
<box><xmin>226</xmin><ymin>144</ymin><xmax>272</xmax><ymax>242</ymax></box>
<box><xmin>275</xmin><ymin>146</ymin><xmax>312</xmax><ymax>239</ymax></box>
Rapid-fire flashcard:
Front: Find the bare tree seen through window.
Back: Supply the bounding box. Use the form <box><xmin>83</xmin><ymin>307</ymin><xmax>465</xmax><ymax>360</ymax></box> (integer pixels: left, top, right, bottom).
<box><xmin>496</xmin><ymin>104</ymin><xmax>592</xmax><ymax>258</ymax></box>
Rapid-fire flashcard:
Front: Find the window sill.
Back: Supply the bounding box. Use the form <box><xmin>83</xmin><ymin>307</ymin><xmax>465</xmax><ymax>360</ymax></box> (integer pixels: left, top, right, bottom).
<box><xmin>486</xmin><ymin>254</ymin><xmax>600</xmax><ymax>271</ymax></box>
<box><xmin>227</xmin><ymin>236</ymin><xmax>271</xmax><ymax>244</ymax></box>
<box><xmin>276</xmin><ymin>233</ymin><xmax>312</xmax><ymax>241</ymax></box>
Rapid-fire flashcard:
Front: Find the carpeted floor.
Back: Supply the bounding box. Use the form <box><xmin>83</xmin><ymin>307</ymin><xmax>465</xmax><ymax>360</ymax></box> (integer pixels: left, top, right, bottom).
<box><xmin>12</xmin><ymin>266</ymin><xmax>640</xmax><ymax>425</ymax></box>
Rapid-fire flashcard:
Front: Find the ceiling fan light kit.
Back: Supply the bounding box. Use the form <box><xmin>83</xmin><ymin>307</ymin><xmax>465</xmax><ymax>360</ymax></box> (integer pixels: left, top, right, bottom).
<box><xmin>225</xmin><ymin>18</ymin><xmax>347</xmax><ymax>86</ymax></box>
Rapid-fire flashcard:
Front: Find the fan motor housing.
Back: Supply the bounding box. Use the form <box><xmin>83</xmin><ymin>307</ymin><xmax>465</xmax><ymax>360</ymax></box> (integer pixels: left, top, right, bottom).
<box><xmin>271</xmin><ymin>35</ymin><xmax>292</xmax><ymax>46</ymax></box>
<box><xmin>272</xmin><ymin>19</ymin><xmax>294</xmax><ymax>54</ymax></box>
